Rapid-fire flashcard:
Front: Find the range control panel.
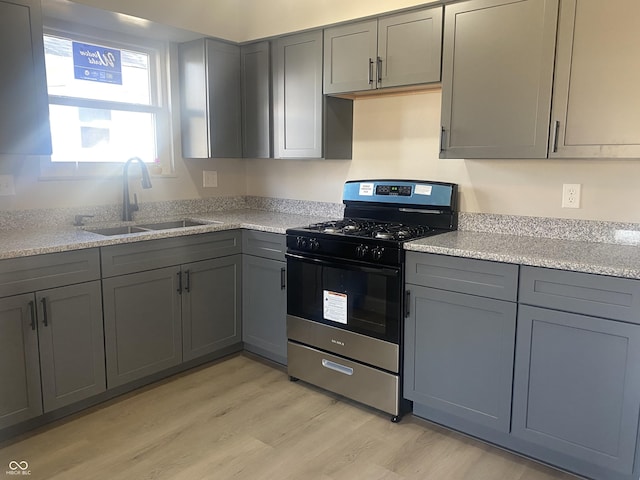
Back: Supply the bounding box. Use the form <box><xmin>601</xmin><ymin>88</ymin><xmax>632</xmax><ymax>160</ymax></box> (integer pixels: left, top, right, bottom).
<box><xmin>376</xmin><ymin>185</ymin><xmax>412</xmax><ymax>196</ymax></box>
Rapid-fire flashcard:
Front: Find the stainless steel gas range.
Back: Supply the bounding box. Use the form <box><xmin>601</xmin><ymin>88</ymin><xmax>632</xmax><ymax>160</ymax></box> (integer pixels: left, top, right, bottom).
<box><xmin>286</xmin><ymin>179</ymin><xmax>458</xmax><ymax>422</ymax></box>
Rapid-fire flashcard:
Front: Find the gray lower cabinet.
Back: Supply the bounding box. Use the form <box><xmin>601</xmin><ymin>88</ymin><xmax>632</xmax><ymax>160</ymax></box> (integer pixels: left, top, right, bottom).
<box><xmin>550</xmin><ymin>0</ymin><xmax>640</xmax><ymax>158</ymax></box>
<box><xmin>241</xmin><ymin>41</ymin><xmax>272</xmax><ymax>158</ymax></box>
<box><xmin>0</xmin><ymin>281</ymin><xmax>105</xmax><ymax>430</ymax></box>
<box><xmin>440</xmin><ymin>0</ymin><xmax>558</xmax><ymax>159</ymax></box>
<box><xmin>101</xmin><ymin>231</ymin><xmax>243</xmax><ymax>388</ymax></box>
<box><xmin>404</xmin><ymin>284</ymin><xmax>516</xmax><ymax>433</ymax></box>
<box><xmin>323</xmin><ymin>7</ymin><xmax>442</xmax><ymax>94</ymax></box>
<box><xmin>513</xmin><ymin>305</ymin><xmax>640</xmax><ymax>477</ymax></box>
<box><xmin>182</xmin><ymin>256</ymin><xmax>242</xmax><ymax>361</ymax></box>
<box><xmin>0</xmin><ymin>294</ymin><xmax>42</xmax><ymax>429</ymax></box>
<box><xmin>0</xmin><ymin>0</ymin><xmax>51</xmax><ymax>155</ymax></box>
<box><xmin>103</xmin><ymin>267</ymin><xmax>182</xmax><ymax>388</ymax></box>
<box><xmin>178</xmin><ymin>38</ymin><xmax>242</xmax><ymax>158</ymax></box>
<box><xmin>242</xmin><ymin>231</ymin><xmax>287</xmax><ymax>365</ymax></box>
<box><xmin>273</xmin><ymin>30</ymin><xmax>353</xmax><ymax>159</ymax></box>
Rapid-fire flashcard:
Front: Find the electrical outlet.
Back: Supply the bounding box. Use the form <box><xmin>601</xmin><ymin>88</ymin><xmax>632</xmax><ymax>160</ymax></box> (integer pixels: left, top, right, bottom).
<box><xmin>203</xmin><ymin>170</ymin><xmax>218</xmax><ymax>188</ymax></box>
<box><xmin>0</xmin><ymin>175</ymin><xmax>15</xmax><ymax>196</ymax></box>
<box><xmin>562</xmin><ymin>183</ymin><xmax>581</xmax><ymax>208</ymax></box>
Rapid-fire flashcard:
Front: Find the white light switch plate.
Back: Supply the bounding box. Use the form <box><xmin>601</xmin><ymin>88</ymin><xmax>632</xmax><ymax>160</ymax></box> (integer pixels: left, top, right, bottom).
<box><xmin>0</xmin><ymin>175</ymin><xmax>15</xmax><ymax>196</ymax></box>
<box><xmin>203</xmin><ymin>170</ymin><xmax>218</xmax><ymax>188</ymax></box>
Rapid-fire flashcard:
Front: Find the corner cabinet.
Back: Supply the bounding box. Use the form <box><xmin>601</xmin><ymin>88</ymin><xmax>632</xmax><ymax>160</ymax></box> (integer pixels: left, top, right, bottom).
<box><xmin>439</xmin><ymin>0</ymin><xmax>558</xmax><ymax>159</ymax></box>
<box><xmin>404</xmin><ymin>253</ymin><xmax>518</xmax><ymax>433</ymax></box>
<box><xmin>549</xmin><ymin>0</ymin><xmax>640</xmax><ymax>158</ymax></box>
<box><xmin>242</xmin><ymin>231</ymin><xmax>287</xmax><ymax>365</ymax></box>
<box><xmin>273</xmin><ymin>30</ymin><xmax>353</xmax><ymax>159</ymax></box>
<box><xmin>323</xmin><ymin>7</ymin><xmax>442</xmax><ymax>94</ymax></box>
<box><xmin>0</xmin><ymin>250</ymin><xmax>104</xmax><ymax>430</ymax></box>
<box><xmin>178</xmin><ymin>38</ymin><xmax>242</xmax><ymax>158</ymax></box>
<box><xmin>0</xmin><ymin>0</ymin><xmax>51</xmax><ymax>155</ymax></box>
<box><xmin>241</xmin><ymin>41</ymin><xmax>272</xmax><ymax>158</ymax></box>
<box><xmin>101</xmin><ymin>231</ymin><xmax>242</xmax><ymax>388</ymax></box>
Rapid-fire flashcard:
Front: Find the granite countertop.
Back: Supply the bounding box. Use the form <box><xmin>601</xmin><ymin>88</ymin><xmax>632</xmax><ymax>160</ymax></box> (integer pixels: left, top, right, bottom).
<box><xmin>406</xmin><ymin>230</ymin><xmax>640</xmax><ymax>280</ymax></box>
<box><xmin>0</xmin><ymin>209</ymin><xmax>336</xmax><ymax>260</ymax></box>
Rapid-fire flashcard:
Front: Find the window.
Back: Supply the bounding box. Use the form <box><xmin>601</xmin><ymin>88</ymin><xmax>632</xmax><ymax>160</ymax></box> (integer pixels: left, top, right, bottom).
<box><xmin>41</xmin><ymin>27</ymin><xmax>172</xmax><ymax>177</ymax></box>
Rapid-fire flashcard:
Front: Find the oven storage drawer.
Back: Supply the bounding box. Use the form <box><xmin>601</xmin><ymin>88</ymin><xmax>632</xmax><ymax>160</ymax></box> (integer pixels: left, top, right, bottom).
<box><xmin>288</xmin><ymin>341</ymin><xmax>400</xmax><ymax>416</ymax></box>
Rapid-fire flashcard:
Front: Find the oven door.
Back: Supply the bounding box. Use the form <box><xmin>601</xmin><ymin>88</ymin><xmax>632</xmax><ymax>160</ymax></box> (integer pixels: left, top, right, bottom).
<box><xmin>286</xmin><ymin>253</ymin><xmax>401</xmax><ymax>344</ymax></box>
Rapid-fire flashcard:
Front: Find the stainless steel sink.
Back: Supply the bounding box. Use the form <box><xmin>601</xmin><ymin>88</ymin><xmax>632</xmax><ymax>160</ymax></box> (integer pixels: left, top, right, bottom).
<box><xmin>86</xmin><ymin>225</ymin><xmax>151</xmax><ymax>236</ymax></box>
<box><xmin>86</xmin><ymin>219</ymin><xmax>216</xmax><ymax>236</ymax></box>
<box><xmin>136</xmin><ymin>219</ymin><xmax>208</xmax><ymax>230</ymax></box>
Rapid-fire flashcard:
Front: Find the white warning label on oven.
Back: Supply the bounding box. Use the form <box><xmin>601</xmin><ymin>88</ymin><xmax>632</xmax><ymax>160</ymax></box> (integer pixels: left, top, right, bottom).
<box><xmin>414</xmin><ymin>185</ymin><xmax>432</xmax><ymax>196</ymax></box>
<box><xmin>323</xmin><ymin>290</ymin><xmax>347</xmax><ymax>324</ymax></box>
<box><xmin>359</xmin><ymin>183</ymin><xmax>374</xmax><ymax>196</ymax></box>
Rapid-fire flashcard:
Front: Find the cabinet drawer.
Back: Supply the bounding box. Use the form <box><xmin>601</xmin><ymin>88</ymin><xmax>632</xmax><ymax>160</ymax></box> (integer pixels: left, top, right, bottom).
<box><xmin>405</xmin><ymin>252</ymin><xmax>518</xmax><ymax>301</ymax></box>
<box><xmin>101</xmin><ymin>230</ymin><xmax>241</xmax><ymax>278</ymax></box>
<box><xmin>0</xmin><ymin>249</ymin><xmax>100</xmax><ymax>297</ymax></box>
<box><xmin>520</xmin><ymin>266</ymin><xmax>640</xmax><ymax>323</ymax></box>
<box><xmin>242</xmin><ymin>230</ymin><xmax>285</xmax><ymax>261</ymax></box>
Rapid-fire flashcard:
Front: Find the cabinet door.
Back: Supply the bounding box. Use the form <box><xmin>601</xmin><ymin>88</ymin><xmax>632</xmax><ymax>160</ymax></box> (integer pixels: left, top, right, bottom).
<box><xmin>440</xmin><ymin>0</ymin><xmax>558</xmax><ymax>159</ymax></box>
<box><xmin>241</xmin><ymin>41</ymin><xmax>272</xmax><ymax>158</ymax></box>
<box><xmin>182</xmin><ymin>255</ymin><xmax>241</xmax><ymax>361</ymax></box>
<box><xmin>242</xmin><ymin>255</ymin><xmax>286</xmax><ymax>365</ymax></box>
<box><xmin>0</xmin><ymin>0</ymin><xmax>51</xmax><ymax>155</ymax></box>
<box><xmin>273</xmin><ymin>31</ymin><xmax>323</xmax><ymax>158</ymax></box>
<box><xmin>378</xmin><ymin>7</ymin><xmax>443</xmax><ymax>88</ymax></box>
<box><xmin>103</xmin><ymin>267</ymin><xmax>182</xmax><ymax>388</ymax></box>
<box><xmin>323</xmin><ymin>20</ymin><xmax>377</xmax><ymax>94</ymax></box>
<box><xmin>513</xmin><ymin>305</ymin><xmax>640</xmax><ymax>475</ymax></box>
<box><xmin>179</xmin><ymin>38</ymin><xmax>241</xmax><ymax>158</ymax></box>
<box><xmin>550</xmin><ymin>0</ymin><xmax>640</xmax><ymax>158</ymax></box>
<box><xmin>404</xmin><ymin>285</ymin><xmax>516</xmax><ymax>432</ymax></box>
<box><xmin>36</xmin><ymin>281</ymin><xmax>105</xmax><ymax>412</ymax></box>
<box><xmin>0</xmin><ymin>294</ymin><xmax>42</xmax><ymax>429</ymax></box>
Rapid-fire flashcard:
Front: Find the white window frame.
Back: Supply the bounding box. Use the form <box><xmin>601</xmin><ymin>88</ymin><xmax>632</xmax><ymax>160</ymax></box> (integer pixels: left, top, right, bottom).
<box><xmin>40</xmin><ymin>20</ymin><xmax>174</xmax><ymax>179</ymax></box>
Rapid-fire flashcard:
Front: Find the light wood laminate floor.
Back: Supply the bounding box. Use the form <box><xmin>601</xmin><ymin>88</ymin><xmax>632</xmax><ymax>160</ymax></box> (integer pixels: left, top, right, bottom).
<box><xmin>0</xmin><ymin>354</ymin><xmax>579</xmax><ymax>480</ymax></box>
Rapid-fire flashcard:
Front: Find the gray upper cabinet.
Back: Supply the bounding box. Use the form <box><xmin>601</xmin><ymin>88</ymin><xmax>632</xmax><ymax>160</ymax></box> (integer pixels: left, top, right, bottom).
<box><xmin>0</xmin><ymin>0</ymin><xmax>51</xmax><ymax>155</ymax></box>
<box><xmin>440</xmin><ymin>0</ymin><xmax>558</xmax><ymax>159</ymax></box>
<box><xmin>323</xmin><ymin>7</ymin><xmax>443</xmax><ymax>94</ymax></box>
<box><xmin>179</xmin><ymin>38</ymin><xmax>242</xmax><ymax>158</ymax></box>
<box><xmin>549</xmin><ymin>0</ymin><xmax>640</xmax><ymax>158</ymax></box>
<box><xmin>241</xmin><ymin>41</ymin><xmax>272</xmax><ymax>158</ymax></box>
<box><xmin>273</xmin><ymin>30</ymin><xmax>353</xmax><ymax>159</ymax></box>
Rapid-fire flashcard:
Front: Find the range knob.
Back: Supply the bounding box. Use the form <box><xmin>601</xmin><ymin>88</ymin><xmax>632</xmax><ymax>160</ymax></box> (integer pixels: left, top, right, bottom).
<box><xmin>309</xmin><ymin>238</ymin><xmax>320</xmax><ymax>251</ymax></box>
<box><xmin>356</xmin><ymin>244</ymin><xmax>369</xmax><ymax>258</ymax></box>
<box><xmin>296</xmin><ymin>236</ymin><xmax>307</xmax><ymax>249</ymax></box>
<box><xmin>371</xmin><ymin>246</ymin><xmax>385</xmax><ymax>261</ymax></box>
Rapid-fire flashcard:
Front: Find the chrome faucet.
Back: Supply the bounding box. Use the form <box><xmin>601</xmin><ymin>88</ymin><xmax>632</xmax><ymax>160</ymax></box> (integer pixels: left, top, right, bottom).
<box><xmin>122</xmin><ymin>157</ymin><xmax>152</xmax><ymax>221</ymax></box>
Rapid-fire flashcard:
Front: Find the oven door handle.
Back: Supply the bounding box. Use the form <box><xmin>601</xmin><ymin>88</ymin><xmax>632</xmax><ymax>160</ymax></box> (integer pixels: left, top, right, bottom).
<box><xmin>286</xmin><ymin>252</ymin><xmax>399</xmax><ymax>277</ymax></box>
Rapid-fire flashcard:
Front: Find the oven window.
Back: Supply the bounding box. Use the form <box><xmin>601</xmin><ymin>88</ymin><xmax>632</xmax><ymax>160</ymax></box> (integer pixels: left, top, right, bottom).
<box><xmin>287</xmin><ymin>257</ymin><xmax>401</xmax><ymax>343</ymax></box>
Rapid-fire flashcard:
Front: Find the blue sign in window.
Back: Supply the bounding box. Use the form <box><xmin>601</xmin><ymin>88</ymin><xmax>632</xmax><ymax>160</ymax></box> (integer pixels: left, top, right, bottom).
<box><xmin>72</xmin><ymin>41</ymin><xmax>122</xmax><ymax>85</ymax></box>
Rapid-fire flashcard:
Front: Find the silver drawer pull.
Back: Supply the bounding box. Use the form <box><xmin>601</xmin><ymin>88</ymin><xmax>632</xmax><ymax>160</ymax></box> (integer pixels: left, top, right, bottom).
<box><xmin>322</xmin><ymin>359</ymin><xmax>353</xmax><ymax>376</ymax></box>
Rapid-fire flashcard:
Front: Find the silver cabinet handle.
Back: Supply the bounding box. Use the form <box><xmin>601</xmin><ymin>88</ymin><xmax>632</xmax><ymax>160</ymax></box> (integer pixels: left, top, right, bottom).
<box><xmin>41</xmin><ymin>297</ymin><xmax>49</xmax><ymax>327</ymax></box>
<box><xmin>377</xmin><ymin>56</ymin><xmax>382</xmax><ymax>84</ymax></box>
<box><xmin>28</xmin><ymin>300</ymin><xmax>36</xmax><ymax>331</ymax></box>
<box><xmin>322</xmin><ymin>359</ymin><xmax>353</xmax><ymax>376</ymax></box>
<box><xmin>280</xmin><ymin>267</ymin><xmax>286</xmax><ymax>290</ymax></box>
<box><xmin>440</xmin><ymin>127</ymin><xmax>446</xmax><ymax>153</ymax></box>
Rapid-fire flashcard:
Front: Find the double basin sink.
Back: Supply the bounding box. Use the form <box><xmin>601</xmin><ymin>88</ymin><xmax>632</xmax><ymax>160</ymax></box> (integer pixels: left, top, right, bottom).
<box><xmin>87</xmin><ymin>219</ymin><xmax>218</xmax><ymax>236</ymax></box>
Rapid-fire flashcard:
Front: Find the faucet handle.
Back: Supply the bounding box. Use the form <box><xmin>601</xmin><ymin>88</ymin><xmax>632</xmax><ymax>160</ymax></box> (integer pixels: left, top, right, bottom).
<box><xmin>131</xmin><ymin>193</ymin><xmax>139</xmax><ymax>213</ymax></box>
<box><xmin>73</xmin><ymin>214</ymin><xmax>94</xmax><ymax>226</ymax></box>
